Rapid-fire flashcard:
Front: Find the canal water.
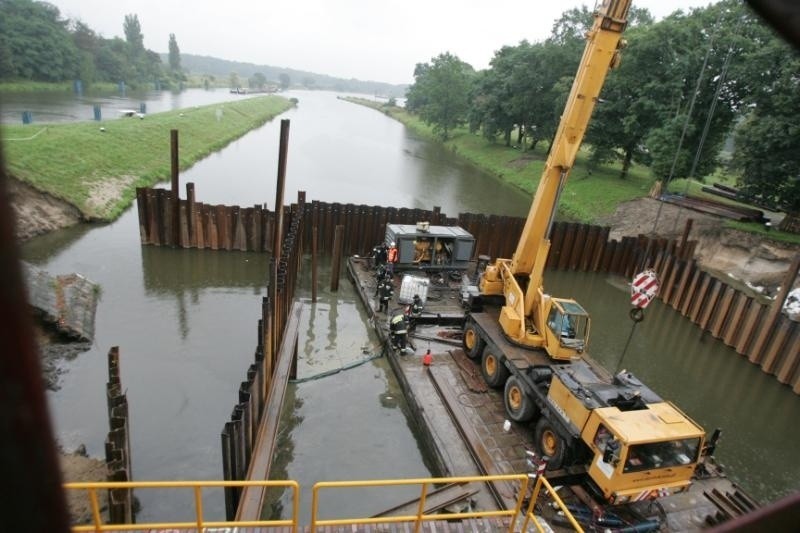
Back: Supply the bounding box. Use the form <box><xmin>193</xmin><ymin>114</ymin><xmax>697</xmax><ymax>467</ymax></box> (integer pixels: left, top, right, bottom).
<box><xmin>15</xmin><ymin>90</ymin><xmax>799</xmax><ymax>522</ymax></box>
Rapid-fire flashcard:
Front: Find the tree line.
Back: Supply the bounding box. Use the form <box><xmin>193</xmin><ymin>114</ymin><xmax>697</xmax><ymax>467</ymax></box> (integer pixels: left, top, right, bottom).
<box><xmin>0</xmin><ymin>0</ymin><xmax>184</xmax><ymax>88</ymax></box>
<box><xmin>405</xmin><ymin>1</ymin><xmax>799</xmax><ymax>230</ymax></box>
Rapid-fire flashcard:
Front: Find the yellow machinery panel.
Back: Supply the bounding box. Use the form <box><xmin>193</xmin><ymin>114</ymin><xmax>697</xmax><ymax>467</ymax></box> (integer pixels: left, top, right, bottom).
<box><xmin>547</xmin><ymin>375</ymin><xmax>591</xmax><ymax>430</ymax></box>
<box><xmin>499</xmin><ymin>306</ymin><xmax>522</xmax><ymax>336</ymax></box>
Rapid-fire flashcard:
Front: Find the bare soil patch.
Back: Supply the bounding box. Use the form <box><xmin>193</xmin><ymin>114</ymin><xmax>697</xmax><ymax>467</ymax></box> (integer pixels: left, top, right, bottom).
<box><xmin>84</xmin><ymin>175</ymin><xmax>137</xmax><ymax>219</ymax></box>
<box><xmin>8</xmin><ymin>176</ymin><xmax>82</xmax><ymax>240</ymax></box>
<box><xmin>600</xmin><ymin>198</ymin><xmax>799</xmax><ymax>294</ymax></box>
<box><xmin>60</xmin><ymin>447</ymin><xmax>108</xmax><ymax>525</ymax></box>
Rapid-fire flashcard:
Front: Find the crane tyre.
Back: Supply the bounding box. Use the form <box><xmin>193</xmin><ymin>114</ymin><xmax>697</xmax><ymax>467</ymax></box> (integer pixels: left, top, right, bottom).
<box><xmin>504</xmin><ymin>376</ymin><xmax>538</xmax><ymax>422</ymax></box>
<box><xmin>534</xmin><ymin>418</ymin><xmax>565</xmax><ymax>470</ymax></box>
<box><xmin>462</xmin><ymin>323</ymin><xmax>485</xmax><ymax>360</ymax></box>
<box><xmin>481</xmin><ymin>346</ymin><xmax>509</xmax><ymax>389</ymax></box>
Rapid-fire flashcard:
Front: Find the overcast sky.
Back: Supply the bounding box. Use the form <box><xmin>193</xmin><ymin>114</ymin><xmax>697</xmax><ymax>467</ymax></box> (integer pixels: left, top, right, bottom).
<box><xmin>50</xmin><ymin>0</ymin><xmax>718</xmax><ymax>85</ymax></box>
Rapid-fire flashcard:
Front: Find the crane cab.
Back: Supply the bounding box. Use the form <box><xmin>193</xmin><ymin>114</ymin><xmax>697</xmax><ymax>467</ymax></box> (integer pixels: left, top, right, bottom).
<box><xmin>543</xmin><ymin>298</ymin><xmax>590</xmax><ymax>359</ymax></box>
<box><xmin>582</xmin><ymin>404</ymin><xmax>704</xmax><ymax>503</ymax></box>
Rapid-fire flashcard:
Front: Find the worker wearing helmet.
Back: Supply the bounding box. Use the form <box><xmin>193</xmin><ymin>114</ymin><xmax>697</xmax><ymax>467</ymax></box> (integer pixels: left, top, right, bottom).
<box><xmin>406</xmin><ymin>294</ymin><xmax>424</xmax><ymax>331</ymax></box>
<box><xmin>376</xmin><ymin>276</ymin><xmax>394</xmax><ymax>313</ymax></box>
<box><xmin>386</xmin><ymin>241</ymin><xmax>398</xmax><ymax>276</ymax></box>
<box><xmin>390</xmin><ymin>311</ymin><xmax>409</xmax><ymax>352</ymax></box>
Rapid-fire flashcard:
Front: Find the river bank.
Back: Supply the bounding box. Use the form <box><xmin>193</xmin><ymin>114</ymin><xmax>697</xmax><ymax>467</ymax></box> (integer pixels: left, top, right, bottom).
<box><xmin>4</xmin><ymin>95</ymin><xmax>294</xmax><ymax>239</ymax></box>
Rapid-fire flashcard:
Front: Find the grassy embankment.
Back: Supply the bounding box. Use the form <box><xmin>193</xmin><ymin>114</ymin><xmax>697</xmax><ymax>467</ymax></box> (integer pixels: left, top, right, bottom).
<box><xmin>344</xmin><ymin>97</ymin><xmax>800</xmax><ymax>245</ymax></box>
<box><xmin>2</xmin><ymin>95</ymin><xmax>294</xmax><ymax>220</ymax></box>
<box><xmin>343</xmin><ymin>97</ymin><xmax>652</xmax><ymax>223</ymax></box>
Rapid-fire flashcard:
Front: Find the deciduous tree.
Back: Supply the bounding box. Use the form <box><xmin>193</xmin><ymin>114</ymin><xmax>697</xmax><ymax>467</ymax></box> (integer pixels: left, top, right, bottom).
<box><xmin>168</xmin><ymin>33</ymin><xmax>181</xmax><ymax>73</ymax></box>
<box><xmin>733</xmin><ymin>33</ymin><xmax>800</xmax><ymax>232</ymax></box>
<box><xmin>123</xmin><ymin>14</ymin><xmax>144</xmax><ymax>54</ymax></box>
<box><xmin>405</xmin><ymin>52</ymin><xmax>475</xmax><ymax>140</ymax></box>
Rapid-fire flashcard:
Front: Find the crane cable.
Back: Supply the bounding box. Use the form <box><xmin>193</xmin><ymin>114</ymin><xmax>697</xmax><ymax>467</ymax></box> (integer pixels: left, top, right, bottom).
<box><xmin>651</xmin><ymin>12</ymin><xmax>722</xmax><ymax>234</ymax></box>
<box><xmin>672</xmin><ymin>15</ymin><xmax>744</xmax><ymax>233</ymax></box>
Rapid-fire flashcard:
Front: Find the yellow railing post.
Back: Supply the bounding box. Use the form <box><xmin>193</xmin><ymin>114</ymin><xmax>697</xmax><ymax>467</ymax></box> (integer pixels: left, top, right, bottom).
<box><xmin>414</xmin><ymin>482</ymin><xmax>429</xmax><ymax>533</ymax></box>
<box><xmin>88</xmin><ymin>487</ymin><xmax>102</xmax><ymax>533</ymax></box>
<box><xmin>508</xmin><ymin>475</ymin><xmax>529</xmax><ymax>533</ymax></box>
<box><xmin>310</xmin><ymin>483</ymin><xmax>320</xmax><ymax>532</ymax></box>
<box><xmin>193</xmin><ymin>486</ymin><xmax>204</xmax><ymax>531</ymax></box>
<box><xmin>291</xmin><ymin>481</ymin><xmax>300</xmax><ymax>533</ymax></box>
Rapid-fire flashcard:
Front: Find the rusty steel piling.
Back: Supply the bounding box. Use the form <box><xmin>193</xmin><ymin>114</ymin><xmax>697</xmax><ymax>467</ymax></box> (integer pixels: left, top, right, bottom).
<box><xmin>170</xmin><ymin>129</ymin><xmax>180</xmax><ymax>248</ymax></box>
<box><xmin>330</xmin><ymin>225</ymin><xmax>344</xmax><ymax>291</ymax></box>
<box><xmin>106</xmin><ymin>346</ymin><xmax>133</xmax><ymax>523</ymax></box>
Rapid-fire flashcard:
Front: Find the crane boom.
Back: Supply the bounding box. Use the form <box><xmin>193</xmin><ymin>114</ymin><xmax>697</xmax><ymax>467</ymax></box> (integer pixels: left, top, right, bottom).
<box><xmin>479</xmin><ymin>0</ymin><xmax>631</xmax><ymax>358</ymax></box>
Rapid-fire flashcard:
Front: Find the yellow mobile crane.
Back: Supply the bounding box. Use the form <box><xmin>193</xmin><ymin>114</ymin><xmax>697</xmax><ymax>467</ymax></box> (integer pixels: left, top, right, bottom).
<box><xmin>462</xmin><ymin>0</ymin><xmax>710</xmax><ymax>504</ymax></box>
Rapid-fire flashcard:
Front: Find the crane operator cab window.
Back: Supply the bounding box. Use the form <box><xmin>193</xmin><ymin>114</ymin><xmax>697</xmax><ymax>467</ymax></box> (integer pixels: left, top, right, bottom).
<box><xmin>547</xmin><ymin>300</ymin><xmax>589</xmax><ymax>351</ymax></box>
<box><xmin>622</xmin><ymin>438</ymin><xmax>701</xmax><ymax>473</ymax></box>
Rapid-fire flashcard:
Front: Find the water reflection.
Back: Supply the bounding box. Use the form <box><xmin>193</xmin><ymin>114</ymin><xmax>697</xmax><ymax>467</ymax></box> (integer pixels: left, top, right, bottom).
<box><xmin>140</xmin><ymin>246</ymin><xmax>267</xmax><ymax>292</ymax></box>
<box><xmin>22</xmin><ymin>221</ymin><xmax>100</xmax><ymax>263</ymax></box>
<box><xmin>546</xmin><ymin>270</ymin><xmax>800</xmax><ymax>503</ymax></box>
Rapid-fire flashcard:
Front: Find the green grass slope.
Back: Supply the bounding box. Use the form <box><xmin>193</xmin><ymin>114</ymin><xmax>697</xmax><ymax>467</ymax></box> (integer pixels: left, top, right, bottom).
<box><xmin>3</xmin><ymin>95</ymin><xmax>293</xmax><ymax>220</ymax></box>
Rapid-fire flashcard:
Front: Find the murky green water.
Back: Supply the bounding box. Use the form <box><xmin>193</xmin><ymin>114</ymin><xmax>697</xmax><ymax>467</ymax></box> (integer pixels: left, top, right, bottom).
<box><xmin>15</xmin><ymin>90</ymin><xmax>798</xmax><ymax>523</ymax></box>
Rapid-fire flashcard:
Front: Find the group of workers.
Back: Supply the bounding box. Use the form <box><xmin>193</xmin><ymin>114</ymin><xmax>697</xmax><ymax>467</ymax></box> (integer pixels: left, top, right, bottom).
<box><xmin>372</xmin><ymin>240</ymin><xmax>424</xmax><ymax>353</ymax></box>
<box><xmin>372</xmin><ymin>241</ymin><xmax>398</xmax><ymax>275</ymax></box>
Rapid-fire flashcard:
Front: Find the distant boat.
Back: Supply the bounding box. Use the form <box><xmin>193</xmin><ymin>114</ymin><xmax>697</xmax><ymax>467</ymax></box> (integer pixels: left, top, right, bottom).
<box><xmin>118</xmin><ymin>109</ymin><xmax>145</xmax><ymax>119</ymax></box>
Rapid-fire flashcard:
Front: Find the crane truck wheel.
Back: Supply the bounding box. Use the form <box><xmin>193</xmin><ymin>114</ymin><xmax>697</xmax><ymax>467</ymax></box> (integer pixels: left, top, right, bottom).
<box><xmin>462</xmin><ymin>323</ymin><xmax>485</xmax><ymax>360</ymax></box>
<box><xmin>504</xmin><ymin>376</ymin><xmax>538</xmax><ymax>422</ymax></box>
<box><xmin>481</xmin><ymin>346</ymin><xmax>510</xmax><ymax>389</ymax></box>
<box><xmin>534</xmin><ymin>418</ymin><xmax>565</xmax><ymax>470</ymax></box>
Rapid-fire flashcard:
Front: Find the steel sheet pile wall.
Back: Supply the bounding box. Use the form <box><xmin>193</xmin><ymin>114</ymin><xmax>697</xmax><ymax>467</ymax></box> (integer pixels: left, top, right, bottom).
<box><xmin>219</xmin><ymin>194</ymin><xmax>305</xmax><ymax>520</ymax></box>
<box><xmin>654</xmin><ymin>254</ymin><xmax>800</xmax><ymax>393</ymax></box>
<box><xmin>136</xmin><ymin>185</ymin><xmax>274</xmax><ymax>252</ymax></box>
<box><xmin>105</xmin><ymin>346</ymin><xmax>133</xmax><ymax>523</ymax></box>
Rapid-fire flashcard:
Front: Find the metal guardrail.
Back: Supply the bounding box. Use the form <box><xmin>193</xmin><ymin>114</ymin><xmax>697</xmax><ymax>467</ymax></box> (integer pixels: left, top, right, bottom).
<box><xmin>64</xmin><ymin>475</ymin><xmax>581</xmax><ymax>533</ymax></box>
<box><xmin>63</xmin><ymin>479</ymin><xmax>299</xmax><ymax>532</ymax></box>
<box><xmin>311</xmin><ymin>474</ymin><xmax>583</xmax><ymax>533</ymax></box>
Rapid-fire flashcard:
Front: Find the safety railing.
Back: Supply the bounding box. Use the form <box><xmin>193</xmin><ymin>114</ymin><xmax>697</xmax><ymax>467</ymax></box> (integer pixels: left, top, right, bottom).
<box><xmin>522</xmin><ymin>474</ymin><xmax>584</xmax><ymax>533</ymax></box>
<box><xmin>63</xmin><ymin>479</ymin><xmax>299</xmax><ymax>532</ymax></box>
<box><xmin>65</xmin><ymin>475</ymin><xmax>582</xmax><ymax>532</ymax></box>
<box><xmin>311</xmin><ymin>473</ymin><xmax>582</xmax><ymax>533</ymax></box>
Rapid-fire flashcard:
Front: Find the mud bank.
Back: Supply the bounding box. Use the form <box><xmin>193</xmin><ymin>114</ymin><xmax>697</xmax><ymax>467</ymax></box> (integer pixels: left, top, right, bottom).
<box><xmin>9</xmin><ymin>175</ymin><xmax>82</xmax><ymax>241</ymax></box>
<box><xmin>601</xmin><ymin>198</ymin><xmax>799</xmax><ymax>295</ymax></box>
<box><xmin>60</xmin><ymin>446</ymin><xmax>108</xmax><ymax>524</ymax></box>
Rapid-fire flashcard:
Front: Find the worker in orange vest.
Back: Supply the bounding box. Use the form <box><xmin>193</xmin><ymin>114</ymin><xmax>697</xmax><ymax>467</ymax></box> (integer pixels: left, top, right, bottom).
<box><xmin>386</xmin><ymin>241</ymin><xmax>398</xmax><ymax>276</ymax></box>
